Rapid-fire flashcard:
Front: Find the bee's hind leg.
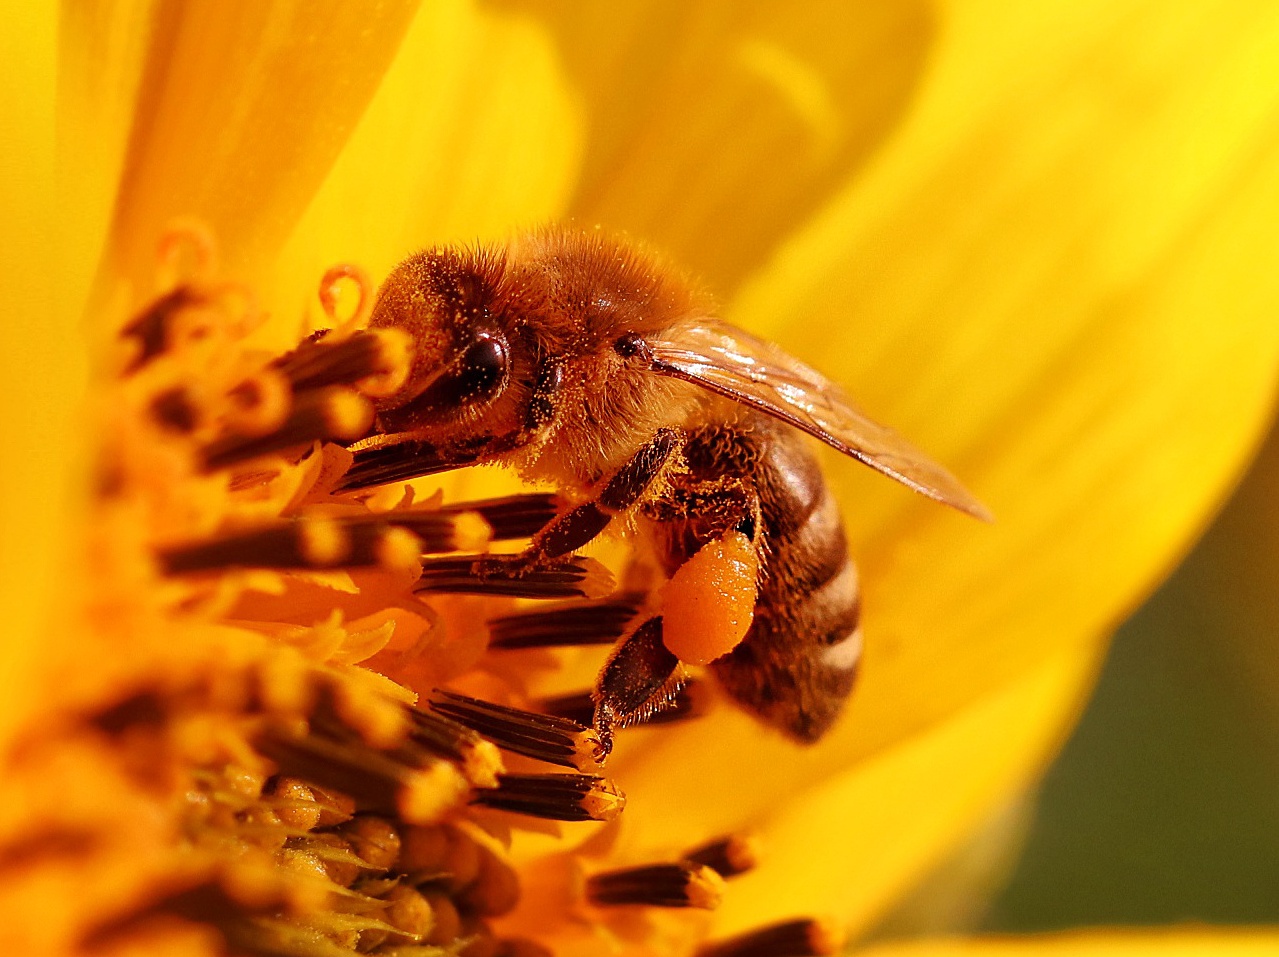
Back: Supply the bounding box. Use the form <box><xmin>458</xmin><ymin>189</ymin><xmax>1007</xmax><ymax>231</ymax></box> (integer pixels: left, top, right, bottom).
<box><xmin>523</xmin><ymin>428</ymin><xmax>682</xmax><ymax>562</ymax></box>
<box><xmin>592</xmin><ymin>616</ymin><xmax>686</xmax><ymax>759</ymax></box>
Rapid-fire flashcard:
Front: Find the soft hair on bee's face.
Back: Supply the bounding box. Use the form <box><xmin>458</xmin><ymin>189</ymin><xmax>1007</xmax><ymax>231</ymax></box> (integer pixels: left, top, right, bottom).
<box><xmin>367</xmin><ymin>228</ymin><xmax>714</xmax><ymax>484</ymax></box>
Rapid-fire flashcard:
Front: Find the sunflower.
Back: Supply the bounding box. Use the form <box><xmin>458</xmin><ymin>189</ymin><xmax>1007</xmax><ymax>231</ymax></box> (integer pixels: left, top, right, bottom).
<box><xmin>4</xmin><ymin>2</ymin><xmax>1279</xmax><ymax>956</ymax></box>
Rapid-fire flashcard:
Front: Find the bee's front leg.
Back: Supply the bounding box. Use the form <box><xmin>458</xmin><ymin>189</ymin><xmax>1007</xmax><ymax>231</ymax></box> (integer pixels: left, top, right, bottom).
<box><xmin>521</xmin><ymin>428</ymin><xmax>683</xmax><ymax>563</ymax></box>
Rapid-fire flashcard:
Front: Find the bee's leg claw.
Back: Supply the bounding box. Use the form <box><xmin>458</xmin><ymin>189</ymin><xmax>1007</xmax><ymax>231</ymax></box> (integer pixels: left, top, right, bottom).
<box><xmin>591</xmin><ymin>710</ymin><xmax>616</xmax><ymax>761</ymax></box>
<box><xmin>592</xmin><ymin>616</ymin><xmax>686</xmax><ymax>756</ymax></box>
<box><xmin>528</xmin><ymin>429</ymin><xmax>681</xmax><ymax>561</ymax></box>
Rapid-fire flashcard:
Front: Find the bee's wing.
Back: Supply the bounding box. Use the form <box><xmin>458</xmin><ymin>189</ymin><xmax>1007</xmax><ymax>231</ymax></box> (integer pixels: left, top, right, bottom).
<box><xmin>641</xmin><ymin>319</ymin><xmax>992</xmax><ymax>520</ymax></box>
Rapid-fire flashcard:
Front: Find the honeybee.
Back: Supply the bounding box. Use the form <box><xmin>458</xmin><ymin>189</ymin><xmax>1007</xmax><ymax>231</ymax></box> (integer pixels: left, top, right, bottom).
<box><xmin>338</xmin><ymin>227</ymin><xmax>988</xmax><ymax>753</ymax></box>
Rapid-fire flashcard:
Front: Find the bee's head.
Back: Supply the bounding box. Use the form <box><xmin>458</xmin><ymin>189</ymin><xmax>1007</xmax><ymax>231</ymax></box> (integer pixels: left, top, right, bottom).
<box><xmin>366</xmin><ymin>248</ymin><xmax>537</xmax><ymax>444</ymax></box>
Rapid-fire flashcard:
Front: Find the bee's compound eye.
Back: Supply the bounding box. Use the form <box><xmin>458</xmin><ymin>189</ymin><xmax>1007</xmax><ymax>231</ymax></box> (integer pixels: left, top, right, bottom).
<box><xmin>458</xmin><ymin>333</ymin><xmax>509</xmax><ymax>402</ymax></box>
<box><xmin>394</xmin><ymin>331</ymin><xmax>510</xmax><ymax>417</ymax></box>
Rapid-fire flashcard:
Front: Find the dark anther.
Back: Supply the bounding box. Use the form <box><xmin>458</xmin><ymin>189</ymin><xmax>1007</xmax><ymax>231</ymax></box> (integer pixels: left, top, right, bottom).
<box><xmin>415</xmin><ymin>554</ymin><xmax>613</xmax><ymax>600</ymax></box>
<box><xmin>470</xmin><ymin>773</ymin><xmax>625</xmax><ymax>822</ymax></box>
<box><xmin>119</xmin><ymin>286</ymin><xmax>203</xmax><ymax>373</ymax></box>
<box><xmin>440</xmin><ymin>493</ymin><xmax>560</xmax><ymax>541</ymax></box>
<box><xmin>684</xmin><ymin>835</ymin><xmax>760</xmax><ymax>878</ymax></box>
<box><xmin>487</xmin><ymin>593</ymin><xmax>645</xmax><ymax>651</ymax></box>
<box><xmin>150</xmin><ymin>387</ymin><xmax>199</xmax><ymax>432</ymax></box>
<box><xmin>427</xmin><ymin>690</ymin><xmax>604</xmax><ymax>771</ymax></box>
<box><xmin>695</xmin><ymin>918</ymin><xmax>845</xmax><ymax>957</ymax></box>
<box><xmin>586</xmin><ymin>862</ymin><xmax>724</xmax><ymax>909</ymax></box>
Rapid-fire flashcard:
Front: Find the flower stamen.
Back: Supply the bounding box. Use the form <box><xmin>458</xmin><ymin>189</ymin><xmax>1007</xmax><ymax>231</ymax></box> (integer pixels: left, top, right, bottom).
<box><xmin>438</xmin><ymin>493</ymin><xmax>561</xmax><ymax>541</ymax></box>
<box><xmin>684</xmin><ymin>834</ymin><xmax>762</xmax><ymax>878</ymax></box>
<box><xmin>696</xmin><ymin>918</ymin><xmax>846</xmax><ymax>957</ymax></box>
<box><xmin>201</xmin><ymin>386</ymin><xmax>374</xmax><ymax>470</ymax></box>
<box><xmin>586</xmin><ymin>862</ymin><xmax>725</xmax><ymax>909</ymax></box>
<box><xmin>274</xmin><ymin>327</ymin><xmax>411</xmax><ymax>399</ymax></box>
<box><xmin>401</xmin><ymin>706</ymin><xmax>502</xmax><ymax>788</ymax></box>
<box><xmin>428</xmin><ymin>689</ymin><xmax>605</xmax><ymax>772</ymax></box>
<box><xmin>487</xmin><ymin>593</ymin><xmax>646</xmax><ymax>650</ymax></box>
<box><xmin>471</xmin><ymin>773</ymin><xmax>625</xmax><ymax>822</ymax></box>
<box><xmin>157</xmin><ymin>518</ymin><xmax>423</xmax><ymax>574</ymax></box>
<box><xmin>415</xmin><ymin>554</ymin><xmax>614</xmax><ymax>600</ymax></box>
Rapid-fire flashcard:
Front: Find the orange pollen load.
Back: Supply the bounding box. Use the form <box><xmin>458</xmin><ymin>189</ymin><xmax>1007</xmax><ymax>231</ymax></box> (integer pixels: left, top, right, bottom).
<box><xmin>660</xmin><ymin>531</ymin><xmax>760</xmax><ymax>666</ymax></box>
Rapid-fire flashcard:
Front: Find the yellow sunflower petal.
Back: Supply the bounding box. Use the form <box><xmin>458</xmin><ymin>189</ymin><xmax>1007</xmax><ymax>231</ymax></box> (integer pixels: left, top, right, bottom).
<box><xmin>550</xmin><ymin>1</ymin><xmax>933</xmax><ymax>294</ymax></box>
<box><xmin>59</xmin><ymin>0</ymin><xmax>164</xmax><ymax>329</ymax></box>
<box><xmin>710</xmin><ymin>645</ymin><xmax>1102</xmax><ymax>937</ymax></box>
<box><xmin>269</xmin><ymin>0</ymin><xmax>582</xmax><ymax>340</ymax></box>
<box><xmin>0</xmin><ymin>6</ymin><xmax>85</xmax><ymax>740</ymax></box>
<box><xmin>84</xmin><ymin>1</ymin><xmax>421</xmax><ymax>304</ymax></box>
<box><xmin>22</xmin><ymin>3</ymin><xmax>1279</xmax><ymax>953</ymax></box>
<box><xmin>735</xmin><ymin>0</ymin><xmax>1279</xmax><ymax>760</ymax></box>
<box><xmin>598</xmin><ymin>0</ymin><xmax>1279</xmax><ymax>924</ymax></box>
<box><xmin>853</xmin><ymin>930</ymin><xmax>1279</xmax><ymax>957</ymax></box>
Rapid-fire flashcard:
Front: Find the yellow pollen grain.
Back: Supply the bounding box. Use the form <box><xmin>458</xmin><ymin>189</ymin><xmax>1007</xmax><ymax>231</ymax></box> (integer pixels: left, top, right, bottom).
<box><xmin>451</xmin><ymin>510</ymin><xmax>493</xmax><ymax>552</ymax></box>
<box><xmin>461</xmin><ymin>738</ymin><xmax>503</xmax><ymax>789</ymax></box>
<box><xmin>384</xmin><ymin>883</ymin><xmax>436</xmax><ymax>938</ymax></box>
<box><xmin>277</xmin><ymin>846</ymin><xmax>332</xmax><ymax>886</ymax></box>
<box><xmin>297</xmin><ymin>516</ymin><xmax>348</xmax><ymax>568</ymax></box>
<box><xmin>463</xmin><ymin>839</ymin><xmax>521</xmax><ymax>917</ymax></box>
<box><xmin>400</xmin><ymin>824</ymin><xmax>450</xmax><ymax>874</ymax></box>
<box><xmin>309</xmin><ymin>785</ymin><xmax>357</xmax><ymax>828</ymax></box>
<box><xmin>268</xmin><ymin>778</ymin><xmax>322</xmax><ymax>831</ymax></box>
<box><xmin>582</xmin><ymin>781</ymin><xmax>627</xmax><ymax>822</ymax></box>
<box><xmin>340</xmin><ymin>815</ymin><xmax>402</xmax><ymax>871</ymax></box>
<box><xmin>310</xmin><ymin>833</ymin><xmax>365</xmax><ymax>886</ymax></box>
<box><xmin>358</xmin><ymin>327</ymin><xmax>415</xmax><ymax>398</ymax></box>
<box><xmin>324</xmin><ymin>388</ymin><xmax>376</xmax><ymax>440</ymax></box>
<box><xmin>438</xmin><ymin>825</ymin><xmax>482</xmax><ymax>892</ymax></box>
<box><xmin>685</xmin><ymin>865</ymin><xmax>727</xmax><ymax>911</ymax></box>
<box><xmin>421</xmin><ymin>889</ymin><xmax>462</xmax><ymax>946</ymax></box>
<box><xmin>398</xmin><ymin>762</ymin><xmax>469</xmax><ymax>824</ymax></box>
<box><xmin>378</xmin><ymin>525</ymin><xmax>426</xmax><ymax>571</ymax></box>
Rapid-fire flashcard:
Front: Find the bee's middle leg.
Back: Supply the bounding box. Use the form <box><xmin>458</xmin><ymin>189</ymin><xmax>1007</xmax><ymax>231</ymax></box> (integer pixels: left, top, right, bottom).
<box><xmin>523</xmin><ymin>428</ymin><xmax>682</xmax><ymax>563</ymax></box>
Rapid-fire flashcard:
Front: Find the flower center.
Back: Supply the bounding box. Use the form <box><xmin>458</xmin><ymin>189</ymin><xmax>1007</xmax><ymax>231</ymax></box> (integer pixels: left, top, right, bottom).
<box><xmin>5</xmin><ymin>230</ymin><xmax>843</xmax><ymax>957</ymax></box>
